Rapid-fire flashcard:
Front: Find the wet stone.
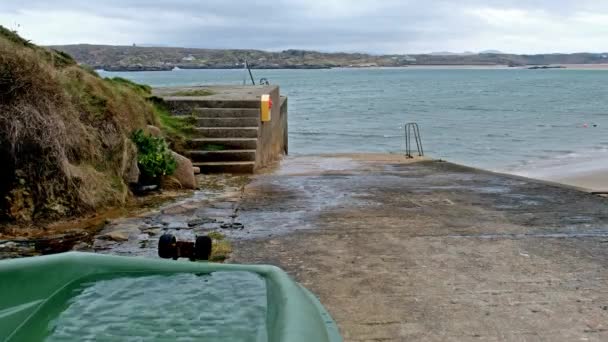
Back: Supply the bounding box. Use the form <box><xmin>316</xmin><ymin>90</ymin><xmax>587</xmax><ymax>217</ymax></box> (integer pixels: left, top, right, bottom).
<box><xmin>166</xmin><ymin>222</ymin><xmax>188</xmax><ymax>229</ymax></box>
<box><xmin>72</xmin><ymin>242</ymin><xmax>91</xmax><ymax>251</ymax></box>
<box><xmin>142</xmin><ymin>228</ymin><xmax>162</xmax><ymax>236</ymax></box>
<box><xmin>0</xmin><ymin>241</ymin><xmax>18</xmax><ymax>249</ymax></box>
<box><xmin>93</xmin><ymin>239</ymin><xmax>116</xmax><ymax>250</ymax></box>
<box><xmin>210</xmin><ymin>202</ymin><xmax>235</xmax><ymax>209</ymax></box>
<box><xmin>99</xmin><ymin>231</ymin><xmax>130</xmax><ymax>242</ymax></box>
<box><xmin>220</xmin><ymin>222</ymin><xmax>244</xmax><ymax>230</ymax></box>
<box><xmin>187</xmin><ymin>217</ymin><xmax>217</xmax><ymax>227</ymax></box>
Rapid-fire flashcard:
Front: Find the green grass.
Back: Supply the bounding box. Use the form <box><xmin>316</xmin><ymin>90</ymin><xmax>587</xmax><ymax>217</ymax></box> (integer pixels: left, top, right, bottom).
<box><xmin>106</xmin><ymin>77</ymin><xmax>152</xmax><ymax>96</ymax></box>
<box><xmin>49</xmin><ymin>49</ymin><xmax>77</xmax><ymax>68</ymax></box>
<box><xmin>208</xmin><ymin>231</ymin><xmax>225</xmax><ymax>240</ymax></box>
<box><xmin>0</xmin><ymin>26</ymin><xmax>32</xmax><ymax>47</ymax></box>
<box><xmin>153</xmin><ymin>103</ymin><xmax>196</xmax><ymax>138</ymax></box>
<box><xmin>169</xmin><ymin>89</ymin><xmax>215</xmax><ymax>97</ymax></box>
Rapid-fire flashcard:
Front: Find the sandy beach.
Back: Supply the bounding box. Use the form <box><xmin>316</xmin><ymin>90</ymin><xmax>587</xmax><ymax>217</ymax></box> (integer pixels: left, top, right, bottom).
<box><xmin>552</xmin><ymin>169</ymin><xmax>608</xmax><ymax>192</ymax></box>
<box><xmin>345</xmin><ymin>64</ymin><xmax>608</xmax><ymax>70</ymax></box>
<box><xmin>514</xmin><ymin>162</ymin><xmax>608</xmax><ymax>192</ymax></box>
<box><xmin>561</xmin><ymin>63</ymin><xmax>608</xmax><ymax>70</ymax></box>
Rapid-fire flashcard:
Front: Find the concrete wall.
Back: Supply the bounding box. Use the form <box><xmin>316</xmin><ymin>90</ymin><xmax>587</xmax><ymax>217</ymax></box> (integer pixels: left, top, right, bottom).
<box><xmin>255</xmin><ymin>87</ymin><xmax>288</xmax><ymax>170</ymax></box>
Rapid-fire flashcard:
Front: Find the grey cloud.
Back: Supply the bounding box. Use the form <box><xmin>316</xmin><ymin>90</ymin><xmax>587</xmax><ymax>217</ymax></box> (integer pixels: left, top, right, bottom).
<box><xmin>1</xmin><ymin>0</ymin><xmax>607</xmax><ymax>53</ymax></box>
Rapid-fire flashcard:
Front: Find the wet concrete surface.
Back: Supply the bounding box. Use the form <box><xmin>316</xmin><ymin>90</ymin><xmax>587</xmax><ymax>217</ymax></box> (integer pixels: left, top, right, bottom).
<box><xmin>231</xmin><ymin>154</ymin><xmax>608</xmax><ymax>341</ymax></box>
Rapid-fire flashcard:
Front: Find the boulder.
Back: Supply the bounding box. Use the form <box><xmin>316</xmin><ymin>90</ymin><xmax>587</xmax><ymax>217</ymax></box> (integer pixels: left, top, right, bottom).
<box><xmin>121</xmin><ymin>139</ymin><xmax>140</xmax><ymax>184</ymax></box>
<box><xmin>146</xmin><ymin>125</ymin><xmax>163</xmax><ymax>137</ymax></box>
<box><xmin>169</xmin><ymin>151</ymin><xmax>197</xmax><ymax>189</ymax></box>
<box><xmin>99</xmin><ymin>230</ymin><xmax>130</xmax><ymax>242</ymax></box>
<box><xmin>193</xmin><ymin>166</ymin><xmax>201</xmax><ymax>175</ymax></box>
<box><xmin>125</xmin><ymin>157</ymin><xmax>140</xmax><ymax>184</ymax></box>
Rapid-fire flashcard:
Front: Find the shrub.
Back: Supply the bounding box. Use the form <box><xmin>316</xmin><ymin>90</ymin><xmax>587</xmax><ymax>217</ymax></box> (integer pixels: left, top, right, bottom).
<box><xmin>130</xmin><ymin>129</ymin><xmax>176</xmax><ymax>181</ymax></box>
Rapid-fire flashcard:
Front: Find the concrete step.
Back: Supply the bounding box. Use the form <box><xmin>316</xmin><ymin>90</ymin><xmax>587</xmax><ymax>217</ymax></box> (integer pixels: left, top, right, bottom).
<box><xmin>187</xmin><ymin>150</ymin><xmax>256</xmax><ymax>162</ymax></box>
<box><xmin>187</xmin><ymin>138</ymin><xmax>258</xmax><ymax>150</ymax></box>
<box><xmin>194</xmin><ymin>127</ymin><xmax>258</xmax><ymax>138</ymax></box>
<box><xmin>197</xmin><ymin>117</ymin><xmax>259</xmax><ymax>127</ymax></box>
<box><xmin>164</xmin><ymin>99</ymin><xmax>259</xmax><ymax>109</ymax></box>
<box><xmin>194</xmin><ymin>161</ymin><xmax>255</xmax><ymax>174</ymax></box>
<box><xmin>193</xmin><ymin>108</ymin><xmax>260</xmax><ymax>118</ymax></box>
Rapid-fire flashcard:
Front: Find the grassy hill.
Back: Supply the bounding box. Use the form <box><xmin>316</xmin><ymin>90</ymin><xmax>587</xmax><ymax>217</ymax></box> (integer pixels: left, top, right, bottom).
<box><xmin>51</xmin><ymin>44</ymin><xmax>608</xmax><ymax>71</ymax></box>
<box><xmin>0</xmin><ymin>27</ymin><xmax>162</xmax><ymax>222</ymax></box>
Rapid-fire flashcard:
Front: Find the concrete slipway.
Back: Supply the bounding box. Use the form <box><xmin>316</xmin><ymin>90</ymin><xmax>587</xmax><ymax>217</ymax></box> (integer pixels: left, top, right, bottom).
<box><xmin>231</xmin><ymin>154</ymin><xmax>608</xmax><ymax>341</ymax></box>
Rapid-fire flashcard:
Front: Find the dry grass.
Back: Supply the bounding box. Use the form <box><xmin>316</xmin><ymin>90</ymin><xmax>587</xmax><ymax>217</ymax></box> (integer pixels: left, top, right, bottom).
<box><xmin>0</xmin><ymin>27</ymin><xmax>158</xmax><ymax>222</ymax></box>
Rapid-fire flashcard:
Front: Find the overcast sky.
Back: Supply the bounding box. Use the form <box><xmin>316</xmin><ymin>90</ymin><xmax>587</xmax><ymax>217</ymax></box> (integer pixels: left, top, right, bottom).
<box><xmin>1</xmin><ymin>0</ymin><xmax>607</xmax><ymax>54</ymax></box>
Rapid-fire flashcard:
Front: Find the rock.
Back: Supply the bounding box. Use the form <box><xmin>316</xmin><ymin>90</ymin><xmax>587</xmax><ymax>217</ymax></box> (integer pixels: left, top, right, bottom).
<box><xmin>72</xmin><ymin>242</ymin><xmax>90</xmax><ymax>251</ymax></box>
<box><xmin>220</xmin><ymin>222</ymin><xmax>244</xmax><ymax>230</ymax></box>
<box><xmin>193</xmin><ymin>167</ymin><xmax>201</xmax><ymax>174</ymax></box>
<box><xmin>97</xmin><ymin>223</ymin><xmax>140</xmax><ymax>242</ymax></box>
<box><xmin>92</xmin><ymin>239</ymin><xmax>115</xmax><ymax>250</ymax></box>
<box><xmin>188</xmin><ymin>217</ymin><xmax>216</xmax><ymax>227</ymax></box>
<box><xmin>122</xmin><ymin>139</ymin><xmax>140</xmax><ymax>184</ymax></box>
<box><xmin>125</xmin><ymin>157</ymin><xmax>140</xmax><ymax>184</ymax></box>
<box><xmin>169</xmin><ymin>151</ymin><xmax>197</xmax><ymax>189</ymax></box>
<box><xmin>0</xmin><ymin>241</ymin><xmax>18</xmax><ymax>249</ymax></box>
<box><xmin>146</xmin><ymin>125</ymin><xmax>162</xmax><ymax>137</ymax></box>
<box><xmin>142</xmin><ymin>228</ymin><xmax>161</xmax><ymax>236</ymax></box>
<box><xmin>100</xmin><ymin>231</ymin><xmax>130</xmax><ymax>241</ymax></box>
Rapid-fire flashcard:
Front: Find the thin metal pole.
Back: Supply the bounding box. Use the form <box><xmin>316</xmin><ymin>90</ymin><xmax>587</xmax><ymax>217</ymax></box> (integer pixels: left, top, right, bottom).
<box><xmin>245</xmin><ymin>60</ymin><xmax>255</xmax><ymax>85</ymax></box>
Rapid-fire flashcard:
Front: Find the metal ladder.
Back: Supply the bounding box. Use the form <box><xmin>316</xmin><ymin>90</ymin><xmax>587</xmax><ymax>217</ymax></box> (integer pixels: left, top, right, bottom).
<box><xmin>404</xmin><ymin>122</ymin><xmax>424</xmax><ymax>158</ymax></box>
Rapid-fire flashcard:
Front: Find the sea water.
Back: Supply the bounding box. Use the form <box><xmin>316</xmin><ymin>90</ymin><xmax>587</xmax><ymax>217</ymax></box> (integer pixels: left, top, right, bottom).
<box><xmin>101</xmin><ymin>68</ymin><xmax>608</xmax><ymax>177</ymax></box>
<box><xmin>45</xmin><ymin>272</ymin><xmax>268</xmax><ymax>342</ymax></box>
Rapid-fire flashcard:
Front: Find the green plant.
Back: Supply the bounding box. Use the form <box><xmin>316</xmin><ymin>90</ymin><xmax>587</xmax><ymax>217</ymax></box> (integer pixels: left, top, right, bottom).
<box><xmin>208</xmin><ymin>231</ymin><xmax>225</xmax><ymax>240</ymax></box>
<box><xmin>169</xmin><ymin>89</ymin><xmax>215</xmax><ymax>97</ymax></box>
<box><xmin>130</xmin><ymin>129</ymin><xmax>176</xmax><ymax>180</ymax></box>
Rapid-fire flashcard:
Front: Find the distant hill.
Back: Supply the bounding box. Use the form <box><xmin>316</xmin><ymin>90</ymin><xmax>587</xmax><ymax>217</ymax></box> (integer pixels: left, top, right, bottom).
<box><xmin>50</xmin><ymin>44</ymin><xmax>608</xmax><ymax>71</ymax></box>
<box><xmin>429</xmin><ymin>51</ymin><xmax>476</xmax><ymax>56</ymax></box>
<box><xmin>479</xmin><ymin>50</ymin><xmax>505</xmax><ymax>54</ymax></box>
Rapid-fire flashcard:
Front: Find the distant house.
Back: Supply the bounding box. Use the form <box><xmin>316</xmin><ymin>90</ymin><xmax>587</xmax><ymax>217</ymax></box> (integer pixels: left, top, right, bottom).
<box><xmin>182</xmin><ymin>55</ymin><xmax>195</xmax><ymax>61</ymax></box>
<box><xmin>399</xmin><ymin>55</ymin><xmax>417</xmax><ymax>63</ymax></box>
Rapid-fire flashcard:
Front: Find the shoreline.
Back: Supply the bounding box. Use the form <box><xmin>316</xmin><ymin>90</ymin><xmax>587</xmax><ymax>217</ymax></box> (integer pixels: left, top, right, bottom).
<box><xmin>97</xmin><ymin>63</ymin><xmax>608</xmax><ymax>72</ymax></box>
<box><xmin>549</xmin><ymin>170</ymin><xmax>608</xmax><ymax>193</ymax></box>
<box><xmin>509</xmin><ymin>156</ymin><xmax>608</xmax><ymax>193</ymax></box>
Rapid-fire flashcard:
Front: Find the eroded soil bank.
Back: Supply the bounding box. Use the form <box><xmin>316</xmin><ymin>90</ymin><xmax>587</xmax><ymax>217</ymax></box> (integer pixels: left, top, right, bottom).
<box><xmin>232</xmin><ymin>154</ymin><xmax>608</xmax><ymax>341</ymax></box>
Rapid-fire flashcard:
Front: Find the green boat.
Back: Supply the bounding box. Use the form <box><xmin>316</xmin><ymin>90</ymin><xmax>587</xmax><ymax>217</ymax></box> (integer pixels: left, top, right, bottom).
<box><xmin>0</xmin><ymin>252</ymin><xmax>341</xmax><ymax>342</ymax></box>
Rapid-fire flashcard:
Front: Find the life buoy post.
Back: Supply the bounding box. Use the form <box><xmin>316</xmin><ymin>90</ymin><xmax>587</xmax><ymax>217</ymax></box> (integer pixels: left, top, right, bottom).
<box><xmin>261</xmin><ymin>94</ymin><xmax>272</xmax><ymax>122</ymax></box>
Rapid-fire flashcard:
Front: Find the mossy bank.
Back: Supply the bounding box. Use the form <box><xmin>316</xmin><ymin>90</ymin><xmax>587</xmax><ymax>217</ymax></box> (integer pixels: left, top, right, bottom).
<box><xmin>0</xmin><ymin>26</ymin><xmax>191</xmax><ymax>223</ymax></box>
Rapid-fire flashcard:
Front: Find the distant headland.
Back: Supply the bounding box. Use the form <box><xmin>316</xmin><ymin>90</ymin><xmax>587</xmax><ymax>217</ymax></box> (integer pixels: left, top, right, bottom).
<box><xmin>49</xmin><ymin>44</ymin><xmax>608</xmax><ymax>71</ymax></box>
